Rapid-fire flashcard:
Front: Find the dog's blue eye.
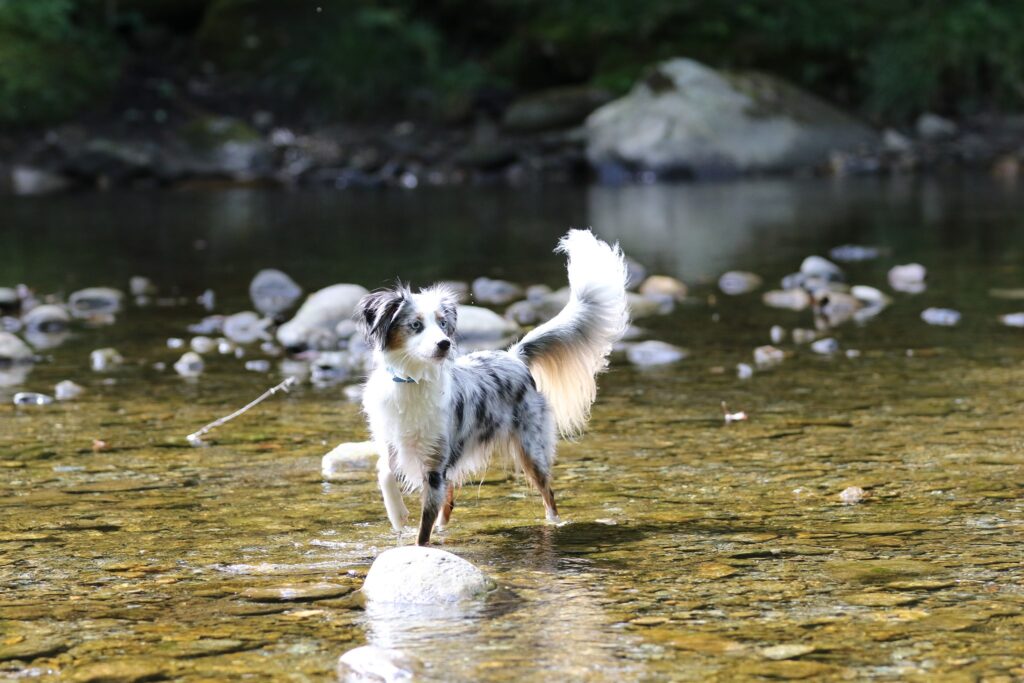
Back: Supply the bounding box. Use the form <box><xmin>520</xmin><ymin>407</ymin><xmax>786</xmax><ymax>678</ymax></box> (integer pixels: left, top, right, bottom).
<box><xmin>438</xmin><ymin>319</ymin><xmax>447</xmax><ymax>330</ymax></box>
<box><xmin>411</xmin><ymin>320</ymin><xmax>423</xmax><ymax>332</ymax></box>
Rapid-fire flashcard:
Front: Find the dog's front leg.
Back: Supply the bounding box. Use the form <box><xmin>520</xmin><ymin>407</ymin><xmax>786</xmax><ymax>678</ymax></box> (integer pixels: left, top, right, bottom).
<box><xmin>377</xmin><ymin>443</ymin><xmax>408</xmax><ymax>532</ymax></box>
<box><xmin>416</xmin><ymin>470</ymin><xmax>446</xmax><ymax>546</ymax></box>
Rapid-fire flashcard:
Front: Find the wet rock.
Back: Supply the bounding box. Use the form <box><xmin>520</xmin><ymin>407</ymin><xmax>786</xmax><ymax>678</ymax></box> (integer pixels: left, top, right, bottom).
<box><xmin>754</xmin><ymin>345</ymin><xmax>785</xmax><ymax>368</ymax></box>
<box><xmin>810</xmin><ymin>337</ymin><xmax>839</xmax><ymax>355</ymax></box>
<box><xmin>13</xmin><ymin>392</ymin><xmax>53</xmax><ymax>406</ymax></box>
<box><xmin>322</xmin><ymin>441</ymin><xmax>379</xmax><ymax>482</ymax></box>
<box><xmin>791</xmin><ymin>328</ymin><xmax>817</xmax><ymax>344</ymax></box>
<box><xmin>337</xmin><ymin>645</ymin><xmax>422</xmax><ymax>683</ymax></box>
<box><xmin>830</xmin><ymin>244</ymin><xmax>881</xmax><ymax>262</ymax></box>
<box><xmin>736</xmin><ymin>363</ymin><xmax>753</xmax><ymax>380</ymax></box>
<box><xmin>718</xmin><ymin>271</ymin><xmax>763</xmax><ymax>295</ymax></box>
<box><xmin>240</xmin><ymin>582</ymin><xmax>353</xmax><ymax>602</ymax></box>
<box><xmin>504</xmin><ymin>300</ymin><xmax>539</xmax><ymax>326</ymax></box>
<box><xmin>190</xmin><ymin>336</ymin><xmax>215</xmax><ymax>354</ymax></box>
<box><xmin>471</xmin><ymin>277</ymin><xmax>524</xmax><ymax>305</ymax></box>
<box><xmin>128</xmin><ymin>275</ymin><xmax>156</xmax><ymax>298</ymax></box>
<box><xmin>173</xmin><ymin>351</ymin><xmax>204</xmax><ymax>377</ymax></box>
<box><xmin>770</xmin><ymin>325</ymin><xmax>786</xmax><ymax>343</ymax></box>
<box><xmin>989</xmin><ymin>287</ymin><xmax>1024</xmax><ymax>300</ymax></box>
<box><xmin>167</xmin><ymin>338</ymin><xmax>185</xmax><ymax>349</ymax></box>
<box><xmin>55</xmin><ymin>380</ymin><xmax>85</xmax><ymax>401</ymax></box>
<box><xmin>916</xmin><ymin>113</ymin><xmax>957</xmax><ymax>140</ymax></box>
<box><xmin>0</xmin><ymin>634</ymin><xmax>69</xmax><ymax>661</ymax></box>
<box><xmin>188</xmin><ymin>315</ymin><xmax>224</xmax><ymax>335</ymax></box>
<box><xmin>11</xmin><ymin>165</ymin><xmax>72</xmax><ymax>195</ymax></box>
<box><xmin>800</xmin><ymin>255</ymin><xmax>844</xmax><ymax>282</ymax></box>
<box><xmin>850</xmin><ymin>285</ymin><xmax>891</xmax><ymax>307</ymax></box>
<box><xmin>921</xmin><ymin>308</ymin><xmax>961</xmax><ymax>326</ymax></box>
<box><xmin>68</xmin><ymin>657</ymin><xmax>173</xmax><ymax>683</ymax></box>
<box><xmin>639</xmin><ymin>275</ymin><xmax>687</xmax><ymax>302</ymax></box>
<box><xmin>217</xmin><ymin>338</ymin><xmax>238</xmax><ymax>355</ymax></box>
<box><xmin>0</xmin><ymin>331</ymin><xmax>33</xmax><ymax>363</ymax></box>
<box><xmin>888</xmin><ymin>263</ymin><xmax>927</xmax><ymax>294</ymax></box>
<box><xmin>197</xmin><ymin>288</ymin><xmax>216</xmax><ymax>311</ymax></box>
<box><xmin>22</xmin><ymin>303</ymin><xmax>70</xmax><ymax>331</ymax></box>
<box><xmin>244</xmin><ymin>359</ymin><xmax>271</xmax><ymax>373</ymax></box>
<box><xmin>90</xmin><ymin>347</ymin><xmax>123</xmax><ymax>372</ymax></box>
<box><xmin>998</xmin><ymin>313</ymin><xmax>1024</xmax><ymax>328</ymax></box>
<box><xmin>250</xmin><ymin>268</ymin><xmax>303</xmax><ymax>317</ymax></box>
<box><xmin>69</xmin><ymin>287</ymin><xmax>125</xmax><ymax>317</ymax></box>
<box><xmin>455</xmin><ymin>305</ymin><xmax>520</xmax><ymax>345</ymax></box>
<box><xmin>277</xmin><ymin>284</ymin><xmax>369</xmax><ymax>350</ymax></box>
<box><xmin>625</xmin><ymin>340</ymin><xmax>688</xmax><ymax>366</ymax></box>
<box><xmin>813</xmin><ymin>291</ymin><xmax>861</xmax><ymax>329</ymax></box>
<box><xmin>224</xmin><ymin>311</ymin><xmax>273</xmax><ymax>344</ymax></box>
<box><xmin>585</xmin><ymin>58</ymin><xmax>878</xmax><ymax>175</ymax></box>
<box><xmin>761</xmin><ymin>644</ymin><xmax>816</xmax><ymax>661</ymax></box>
<box><xmin>762</xmin><ymin>289</ymin><xmax>811</xmax><ymax>311</ymax></box>
<box><xmin>826</xmin><ymin>559</ymin><xmax>941</xmax><ymax>584</ymax></box>
<box><xmin>363</xmin><ymin>546</ymin><xmax>493</xmax><ymax>604</ymax></box>
<box><xmin>839</xmin><ymin>486</ymin><xmax>866</xmax><ymax>505</ymax></box>
<box><xmin>311</xmin><ymin>351</ymin><xmax>355</xmax><ymax>385</ymax></box>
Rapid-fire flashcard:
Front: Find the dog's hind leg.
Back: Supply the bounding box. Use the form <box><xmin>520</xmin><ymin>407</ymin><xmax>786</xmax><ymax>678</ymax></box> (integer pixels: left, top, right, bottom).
<box><xmin>436</xmin><ymin>484</ymin><xmax>456</xmax><ymax>530</ymax></box>
<box><xmin>417</xmin><ymin>470</ymin><xmax>446</xmax><ymax>546</ymax></box>
<box><xmin>377</xmin><ymin>444</ymin><xmax>408</xmax><ymax>532</ymax></box>
<box><xmin>513</xmin><ymin>438</ymin><xmax>560</xmax><ymax>524</ymax></box>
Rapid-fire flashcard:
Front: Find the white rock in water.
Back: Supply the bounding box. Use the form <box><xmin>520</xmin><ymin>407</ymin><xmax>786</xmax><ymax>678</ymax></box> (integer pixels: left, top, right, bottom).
<box><xmin>736</xmin><ymin>363</ymin><xmax>754</xmax><ymax>380</ymax></box>
<box><xmin>0</xmin><ymin>331</ymin><xmax>33</xmax><ymax>363</ymax></box>
<box><xmin>921</xmin><ymin>308</ymin><xmax>961</xmax><ymax>326</ymax></box>
<box><xmin>718</xmin><ymin>271</ymin><xmax>763</xmax><ymax>295</ymax></box>
<box><xmin>999</xmin><ymin>313</ymin><xmax>1024</xmax><ymax>328</ymax></box>
<box><xmin>224</xmin><ymin>311</ymin><xmax>272</xmax><ymax>345</ymax></box>
<box><xmin>90</xmin><ymin>348</ymin><xmax>123</xmax><ymax>372</ymax></box>
<box><xmin>762</xmin><ymin>289</ymin><xmax>811</xmax><ymax>311</ymax></box>
<box><xmin>829</xmin><ymin>244</ymin><xmax>881</xmax><ymax>262</ymax></box>
<box><xmin>190</xmin><ymin>336</ymin><xmax>215</xmax><ymax>354</ymax></box>
<box><xmin>839</xmin><ymin>486</ymin><xmax>866</xmax><ymax>505</ymax></box>
<box><xmin>363</xmin><ymin>546</ymin><xmax>493</xmax><ymax>604</ymax></box>
<box><xmin>277</xmin><ymin>284</ymin><xmax>368</xmax><ymax>350</ymax></box>
<box><xmin>13</xmin><ymin>392</ymin><xmax>53</xmax><ymax>406</ymax></box>
<box><xmin>244</xmin><ymin>359</ymin><xmax>270</xmax><ymax>373</ymax></box>
<box><xmin>322</xmin><ymin>441</ymin><xmax>379</xmax><ymax>481</ymax></box>
<box><xmin>505</xmin><ymin>300</ymin><xmax>539</xmax><ymax>326</ymax></box>
<box><xmin>250</xmin><ymin>269</ymin><xmax>303</xmax><ymax>317</ymax></box>
<box><xmin>754</xmin><ymin>345</ymin><xmax>784</xmax><ymax>367</ymax></box>
<box><xmin>625</xmin><ymin>340</ymin><xmax>687</xmax><ymax>366</ymax></box>
<box><xmin>129</xmin><ymin>276</ymin><xmax>156</xmax><ymax>297</ymax></box>
<box><xmin>800</xmin><ymin>255</ymin><xmax>843</xmax><ymax>281</ymax></box>
<box><xmin>54</xmin><ymin>380</ymin><xmax>84</xmax><ymax>401</ymax></box>
<box><xmin>770</xmin><ymin>325</ymin><xmax>786</xmax><ymax>344</ymax></box>
<box><xmin>69</xmin><ymin>287</ymin><xmax>124</xmax><ymax>317</ymax></box>
<box><xmin>810</xmin><ymin>337</ymin><xmax>839</xmax><ymax>355</ymax></box>
<box><xmin>336</xmin><ymin>646</ymin><xmax>421</xmax><ymax>683</ymax></box>
<box><xmin>639</xmin><ymin>275</ymin><xmax>687</xmax><ymax>302</ymax></box>
<box><xmin>471</xmin><ymin>277</ymin><xmax>524</xmax><ymax>305</ymax></box>
<box><xmin>455</xmin><ymin>305</ymin><xmax>520</xmax><ymax>344</ymax></box>
<box><xmin>792</xmin><ymin>328</ymin><xmax>817</xmax><ymax>344</ymax></box>
<box><xmin>22</xmin><ymin>304</ymin><xmax>70</xmax><ymax>331</ymax></box>
<box><xmin>850</xmin><ymin>285</ymin><xmax>891</xmax><ymax>306</ymax></box>
<box><xmin>888</xmin><ymin>263</ymin><xmax>927</xmax><ymax>293</ymax></box>
<box><xmin>174</xmin><ymin>351</ymin><xmax>204</xmax><ymax>377</ymax></box>
<box><xmin>167</xmin><ymin>337</ymin><xmax>185</xmax><ymax>349</ymax></box>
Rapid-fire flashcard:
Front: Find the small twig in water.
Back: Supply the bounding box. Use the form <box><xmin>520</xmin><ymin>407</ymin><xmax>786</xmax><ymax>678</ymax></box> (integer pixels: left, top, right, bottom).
<box><xmin>186</xmin><ymin>376</ymin><xmax>298</xmax><ymax>447</ymax></box>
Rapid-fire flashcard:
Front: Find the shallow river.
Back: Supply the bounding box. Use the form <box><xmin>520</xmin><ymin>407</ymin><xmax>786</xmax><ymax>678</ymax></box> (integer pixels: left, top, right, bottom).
<box><xmin>2</xmin><ymin>177</ymin><xmax>1024</xmax><ymax>681</ymax></box>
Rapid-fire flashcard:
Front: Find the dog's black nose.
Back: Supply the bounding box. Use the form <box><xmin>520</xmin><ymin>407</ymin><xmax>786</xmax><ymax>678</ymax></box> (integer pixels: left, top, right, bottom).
<box><xmin>437</xmin><ymin>339</ymin><xmax>451</xmax><ymax>351</ymax></box>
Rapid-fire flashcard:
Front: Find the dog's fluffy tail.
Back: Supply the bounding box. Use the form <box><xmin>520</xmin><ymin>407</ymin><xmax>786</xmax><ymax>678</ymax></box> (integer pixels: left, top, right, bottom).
<box><xmin>510</xmin><ymin>229</ymin><xmax>629</xmax><ymax>438</ymax></box>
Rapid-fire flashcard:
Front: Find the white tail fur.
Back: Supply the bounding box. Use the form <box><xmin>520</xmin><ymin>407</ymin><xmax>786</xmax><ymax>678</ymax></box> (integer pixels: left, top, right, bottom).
<box><xmin>510</xmin><ymin>229</ymin><xmax>629</xmax><ymax>438</ymax></box>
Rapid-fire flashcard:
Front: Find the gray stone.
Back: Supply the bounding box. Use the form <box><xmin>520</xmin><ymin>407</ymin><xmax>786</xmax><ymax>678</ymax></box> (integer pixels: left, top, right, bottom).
<box><xmin>337</xmin><ymin>645</ymin><xmax>421</xmax><ymax>683</ymax></box>
<box><xmin>363</xmin><ymin>546</ymin><xmax>493</xmax><ymax>604</ymax></box>
<box><xmin>999</xmin><ymin>312</ymin><xmax>1024</xmax><ymax>328</ymax></box>
<box><xmin>455</xmin><ymin>305</ymin><xmax>520</xmax><ymax>345</ymax></box>
<box><xmin>800</xmin><ymin>255</ymin><xmax>844</xmax><ymax>281</ymax></box>
<box><xmin>322</xmin><ymin>441</ymin><xmax>378</xmax><ymax>481</ymax></box>
<box><xmin>830</xmin><ymin>244</ymin><xmax>882</xmax><ymax>262</ymax></box>
<box><xmin>54</xmin><ymin>380</ymin><xmax>85</xmax><ymax>401</ymax></box>
<box><xmin>174</xmin><ymin>351</ymin><xmax>204</xmax><ymax>377</ymax></box>
<box><xmin>889</xmin><ymin>263</ymin><xmax>927</xmax><ymax>294</ymax></box>
<box><xmin>224</xmin><ymin>311</ymin><xmax>272</xmax><ymax>345</ymax></box>
<box><xmin>921</xmin><ymin>307</ymin><xmax>961</xmax><ymax>326</ymax></box>
<box><xmin>471</xmin><ymin>277</ymin><xmax>524</xmax><ymax>305</ymax></box>
<box><xmin>625</xmin><ymin>340</ymin><xmax>688</xmax><ymax>366</ymax></box>
<box><xmin>250</xmin><ymin>269</ymin><xmax>303</xmax><ymax>317</ymax></box>
<box><xmin>718</xmin><ymin>271</ymin><xmax>763</xmax><ymax>295</ymax></box>
<box><xmin>810</xmin><ymin>337</ymin><xmax>839</xmax><ymax>355</ymax></box>
<box><xmin>0</xmin><ymin>331</ymin><xmax>32</xmax><ymax>364</ymax></box>
<box><xmin>586</xmin><ymin>58</ymin><xmax>878</xmax><ymax>175</ymax></box>
<box><xmin>10</xmin><ymin>166</ymin><xmax>72</xmax><ymax>195</ymax></box>
<box><xmin>277</xmin><ymin>284</ymin><xmax>369</xmax><ymax>350</ymax></box>
<box><xmin>69</xmin><ymin>287</ymin><xmax>124</xmax><ymax>317</ymax></box>
<box><xmin>13</xmin><ymin>392</ymin><xmax>53</xmax><ymax>406</ymax></box>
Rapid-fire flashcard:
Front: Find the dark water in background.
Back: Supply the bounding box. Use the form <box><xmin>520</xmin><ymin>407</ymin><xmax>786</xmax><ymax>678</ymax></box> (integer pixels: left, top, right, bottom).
<box><xmin>2</xmin><ymin>176</ymin><xmax>1024</xmax><ymax>681</ymax></box>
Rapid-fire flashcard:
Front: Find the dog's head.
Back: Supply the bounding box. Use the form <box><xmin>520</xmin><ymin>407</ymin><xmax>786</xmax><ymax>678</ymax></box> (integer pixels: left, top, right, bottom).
<box><xmin>356</xmin><ymin>284</ymin><xmax>458</xmax><ymax>362</ymax></box>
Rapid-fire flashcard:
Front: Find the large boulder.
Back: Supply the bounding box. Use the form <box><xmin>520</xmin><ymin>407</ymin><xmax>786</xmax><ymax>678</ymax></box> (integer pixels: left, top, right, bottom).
<box><xmin>455</xmin><ymin>305</ymin><xmax>520</xmax><ymax>347</ymax></box>
<box><xmin>277</xmin><ymin>284</ymin><xmax>368</xmax><ymax>350</ymax></box>
<box><xmin>362</xmin><ymin>546</ymin><xmax>492</xmax><ymax>605</ymax></box>
<box><xmin>585</xmin><ymin>58</ymin><xmax>878</xmax><ymax>176</ymax></box>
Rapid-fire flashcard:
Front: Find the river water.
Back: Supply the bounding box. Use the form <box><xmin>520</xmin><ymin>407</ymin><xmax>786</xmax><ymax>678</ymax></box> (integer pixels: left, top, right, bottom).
<box><xmin>2</xmin><ymin>177</ymin><xmax>1023</xmax><ymax>681</ymax></box>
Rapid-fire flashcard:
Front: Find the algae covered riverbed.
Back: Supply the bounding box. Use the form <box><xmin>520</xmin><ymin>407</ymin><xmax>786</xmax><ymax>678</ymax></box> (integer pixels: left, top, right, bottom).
<box><xmin>2</xmin><ymin>177</ymin><xmax>1024</xmax><ymax>680</ymax></box>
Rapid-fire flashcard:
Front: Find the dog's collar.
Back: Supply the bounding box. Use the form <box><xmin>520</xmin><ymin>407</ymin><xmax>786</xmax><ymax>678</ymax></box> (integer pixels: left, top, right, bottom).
<box><xmin>387</xmin><ymin>367</ymin><xmax>417</xmax><ymax>384</ymax></box>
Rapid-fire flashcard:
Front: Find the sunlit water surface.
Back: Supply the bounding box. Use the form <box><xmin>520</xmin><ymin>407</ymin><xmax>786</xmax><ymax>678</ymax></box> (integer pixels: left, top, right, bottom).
<box><xmin>2</xmin><ymin>178</ymin><xmax>1024</xmax><ymax>681</ymax></box>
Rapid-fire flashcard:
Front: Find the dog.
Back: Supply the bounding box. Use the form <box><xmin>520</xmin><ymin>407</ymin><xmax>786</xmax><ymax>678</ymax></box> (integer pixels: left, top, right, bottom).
<box><xmin>356</xmin><ymin>229</ymin><xmax>629</xmax><ymax>545</ymax></box>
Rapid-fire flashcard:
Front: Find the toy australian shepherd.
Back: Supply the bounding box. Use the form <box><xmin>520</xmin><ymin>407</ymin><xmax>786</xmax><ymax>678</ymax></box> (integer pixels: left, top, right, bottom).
<box><xmin>356</xmin><ymin>229</ymin><xmax>628</xmax><ymax>545</ymax></box>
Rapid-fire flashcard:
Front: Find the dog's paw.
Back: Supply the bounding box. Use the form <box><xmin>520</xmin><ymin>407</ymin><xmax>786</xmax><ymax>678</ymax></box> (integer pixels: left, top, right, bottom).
<box><xmin>545</xmin><ymin>512</ymin><xmax>565</xmax><ymax>526</ymax></box>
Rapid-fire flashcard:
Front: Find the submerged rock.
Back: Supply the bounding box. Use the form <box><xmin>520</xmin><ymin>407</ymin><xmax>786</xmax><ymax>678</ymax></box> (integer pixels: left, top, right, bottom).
<box><xmin>585</xmin><ymin>58</ymin><xmax>877</xmax><ymax>176</ymax></box>
<box><xmin>0</xmin><ymin>331</ymin><xmax>33</xmax><ymax>364</ymax></box>
<box><xmin>277</xmin><ymin>284</ymin><xmax>368</xmax><ymax>350</ymax></box>
<box><xmin>718</xmin><ymin>271</ymin><xmax>763</xmax><ymax>295</ymax></box>
<box><xmin>625</xmin><ymin>340</ymin><xmax>688</xmax><ymax>366</ymax></box>
<box><xmin>13</xmin><ymin>392</ymin><xmax>53</xmax><ymax>406</ymax></box>
<box><xmin>921</xmin><ymin>308</ymin><xmax>961</xmax><ymax>326</ymax></box>
<box><xmin>174</xmin><ymin>351</ymin><xmax>204</xmax><ymax>377</ymax></box>
<box><xmin>250</xmin><ymin>269</ymin><xmax>303</xmax><ymax>317</ymax></box>
<box><xmin>322</xmin><ymin>441</ymin><xmax>378</xmax><ymax>481</ymax></box>
<box><xmin>90</xmin><ymin>348</ymin><xmax>123</xmax><ymax>372</ymax></box>
<box><xmin>839</xmin><ymin>486</ymin><xmax>866</xmax><ymax>505</ymax></box>
<box><xmin>69</xmin><ymin>287</ymin><xmax>125</xmax><ymax>317</ymax></box>
<box><xmin>471</xmin><ymin>277</ymin><xmax>523</xmax><ymax>305</ymax></box>
<box><xmin>337</xmin><ymin>645</ymin><xmax>422</xmax><ymax>683</ymax></box>
<box><xmin>889</xmin><ymin>263</ymin><xmax>927</xmax><ymax>294</ymax></box>
<box><xmin>54</xmin><ymin>380</ymin><xmax>85</xmax><ymax>401</ymax></box>
<box><xmin>363</xmin><ymin>546</ymin><xmax>492</xmax><ymax>604</ymax></box>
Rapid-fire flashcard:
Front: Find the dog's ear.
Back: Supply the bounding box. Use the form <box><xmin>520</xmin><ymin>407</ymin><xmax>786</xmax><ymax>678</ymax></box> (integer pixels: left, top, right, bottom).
<box><xmin>439</xmin><ymin>291</ymin><xmax>458</xmax><ymax>337</ymax></box>
<box><xmin>356</xmin><ymin>289</ymin><xmax>405</xmax><ymax>350</ymax></box>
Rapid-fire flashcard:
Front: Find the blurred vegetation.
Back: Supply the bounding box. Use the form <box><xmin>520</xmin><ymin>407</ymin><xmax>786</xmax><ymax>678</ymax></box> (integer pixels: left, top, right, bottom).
<box><xmin>2</xmin><ymin>0</ymin><xmax>1024</xmax><ymax>126</ymax></box>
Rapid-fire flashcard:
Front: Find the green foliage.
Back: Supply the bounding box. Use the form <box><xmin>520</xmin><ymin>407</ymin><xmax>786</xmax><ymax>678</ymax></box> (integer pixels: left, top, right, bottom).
<box><xmin>0</xmin><ymin>0</ymin><xmax>122</xmax><ymax>125</ymax></box>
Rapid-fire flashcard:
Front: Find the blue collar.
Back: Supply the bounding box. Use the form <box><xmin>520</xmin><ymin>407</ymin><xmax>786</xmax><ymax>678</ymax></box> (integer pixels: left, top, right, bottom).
<box><xmin>387</xmin><ymin>367</ymin><xmax>417</xmax><ymax>384</ymax></box>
